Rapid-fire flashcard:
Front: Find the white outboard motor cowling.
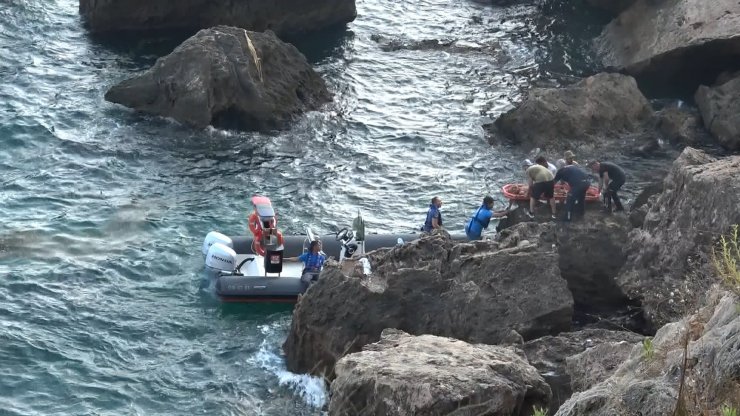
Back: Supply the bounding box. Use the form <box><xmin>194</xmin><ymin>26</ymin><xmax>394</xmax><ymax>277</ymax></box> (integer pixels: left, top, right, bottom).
<box><xmin>202</xmin><ymin>231</ymin><xmax>233</xmax><ymax>256</ymax></box>
<box><xmin>205</xmin><ymin>243</ymin><xmax>237</xmax><ymax>277</ymax></box>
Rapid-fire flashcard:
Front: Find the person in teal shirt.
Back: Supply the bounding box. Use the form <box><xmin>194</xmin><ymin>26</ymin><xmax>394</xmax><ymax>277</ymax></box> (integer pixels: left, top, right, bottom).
<box><xmin>465</xmin><ymin>196</ymin><xmax>510</xmax><ymax>240</ymax></box>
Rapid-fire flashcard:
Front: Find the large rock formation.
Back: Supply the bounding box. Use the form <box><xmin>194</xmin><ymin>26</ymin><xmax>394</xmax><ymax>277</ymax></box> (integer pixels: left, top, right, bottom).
<box><xmin>596</xmin><ymin>0</ymin><xmax>740</xmax><ymax>94</ymax></box>
<box><xmin>565</xmin><ymin>340</ymin><xmax>636</xmax><ymax>392</ymax></box>
<box><xmin>498</xmin><ymin>207</ymin><xmax>638</xmax><ymax>327</ymax></box>
<box><xmin>79</xmin><ymin>0</ymin><xmax>357</xmax><ymax>36</ymax></box>
<box><xmin>329</xmin><ymin>329</ymin><xmax>551</xmax><ymax>416</ymax></box>
<box><xmin>617</xmin><ymin>148</ymin><xmax>740</xmax><ymax>330</ymax></box>
<box><xmin>105</xmin><ymin>26</ymin><xmax>330</xmax><ymax>130</ymax></box>
<box><xmin>695</xmin><ymin>72</ymin><xmax>740</xmax><ymax>150</ymax></box>
<box><xmin>522</xmin><ymin>329</ymin><xmax>645</xmax><ymax>413</ymax></box>
<box><xmin>555</xmin><ymin>289</ymin><xmax>740</xmax><ymax>416</ymax></box>
<box><xmin>485</xmin><ymin>73</ymin><xmax>654</xmax><ymax>151</ymax></box>
<box><xmin>283</xmin><ymin>226</ymin><xmax>574</xmax><ymax>377</ymax></box>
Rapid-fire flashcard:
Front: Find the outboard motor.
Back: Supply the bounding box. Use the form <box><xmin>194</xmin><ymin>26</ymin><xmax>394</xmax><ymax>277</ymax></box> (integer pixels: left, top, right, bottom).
<box><xmin>202</xmin><ymin>231</ymin><xmax>233</xmax><ymax>256</ymax></box>
<box><xmin>205</xmin><ymin>242</ymin><xmax>237</xmax><ymax>279</ymax></box>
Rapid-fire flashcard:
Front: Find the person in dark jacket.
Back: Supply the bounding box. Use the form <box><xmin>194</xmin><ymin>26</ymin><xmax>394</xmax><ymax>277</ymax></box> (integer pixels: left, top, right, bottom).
<box><xmin>589</xmin><ymin>161</ymin><xmax>626</xmax><ymax>212</ymax></box>
<box><xmin>553</xmin><ymin>165</ymin><xmax>592</xmax><ymax>221</ymax></box>
<box><xmin>422</xmin><ymin>197</ymin><xmax>443</xmax><ymax>232</ymax></box>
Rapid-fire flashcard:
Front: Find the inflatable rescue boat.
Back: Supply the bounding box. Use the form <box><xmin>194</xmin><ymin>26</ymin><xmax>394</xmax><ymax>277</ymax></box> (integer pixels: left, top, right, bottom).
<box><xmin>202</xmin><ymin>196</ymin><xmax>435</xmax><ymax>303</ymax></box>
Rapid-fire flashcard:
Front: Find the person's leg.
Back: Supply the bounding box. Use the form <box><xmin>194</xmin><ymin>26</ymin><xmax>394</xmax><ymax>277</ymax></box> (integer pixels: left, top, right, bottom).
<box><xmin>564</xmin><ymin>193</ymin><xmax>575</xmax><ymax>221</ymax></box>
<box><xmin>574</xmin><ymin>183</ymin><xmax>588</xmax><ymax>219</ymax></box>
<box><xmin>609</xmin><ymin>179</ymin><xmax>625</xmax><ymax>211</ymax></box>
<box><xmin>529</xmin><ymin>196</ymin><xmax>536</xmax><ymax>216</ymax></box>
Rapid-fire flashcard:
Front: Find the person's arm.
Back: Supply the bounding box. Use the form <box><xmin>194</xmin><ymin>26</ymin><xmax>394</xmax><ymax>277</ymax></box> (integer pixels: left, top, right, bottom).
<box><xmin>286</xmin><ymin>253</ymin><xmax>307</xmax><ymax>262</ymax></box>
<box><xmin>492</xmin><ymin>209</ymin><xmax>510</xmax><ymax>218</ymax></box>
<box><xmin>601</xmin><ymin>171</ymin><xmax>610</xmax><ymax>191</ymax></box>
<box><xmin>431</xmin><ymin>213</ymin><xmax>440</xmax><ymax>229</ymax></box>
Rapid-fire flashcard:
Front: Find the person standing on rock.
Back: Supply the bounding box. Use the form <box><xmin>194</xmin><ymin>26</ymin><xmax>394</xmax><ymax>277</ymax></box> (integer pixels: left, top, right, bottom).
<box><xmin>525</xmin><ymin>157</ymin><xmax>557</xmax><ymax>220</ymax></box>
<box><xmin>589</xmin><ymin>161</ymin><xmax>626</xmax><ymax>213</ymax></box>
<box><xmin>553</xmin><ymin>164</ymin><xmax>592</xmax><ymax>221</ymax></box>
<box><xmin>422</xmin><ymin>196</ymin><xmax>443</xmax><ymax>233</ymax></box>
<box><xmin>465</xmin><ymin>196</ymin><xmax>510</xmax><ymax>240</ymax></box>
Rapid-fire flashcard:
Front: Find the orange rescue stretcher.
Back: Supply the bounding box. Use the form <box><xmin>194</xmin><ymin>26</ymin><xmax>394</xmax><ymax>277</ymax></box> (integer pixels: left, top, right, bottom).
<box><xmin>502</xmin><ymin>183</ymin><xmax>601</xmax><ymax>203</ymax></box>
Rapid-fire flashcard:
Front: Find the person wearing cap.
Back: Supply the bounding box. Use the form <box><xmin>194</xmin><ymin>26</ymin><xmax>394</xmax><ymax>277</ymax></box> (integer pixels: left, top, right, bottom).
<box><xmin>524</xmin><ymin>156</ymin><xmax>557</xmax><ymax>220</ymax></box>
<box><xmin>422</xmin><ymin>196</ymin><xmax>443</xmax><ymax>232</ymax></box>
<box><xmin>553</xmin><ymin>164</ymin><xmax>592</xmax><ymax>221</ymax></box>
<box><xmin>465</xmin><ymin>196</ymin><xmax>510</xmax><ymax>240</ymax></box>
<box><xmin>564</xmin><ymin>150</ymin><xmax>578</xmax><ymax>165</ymax></box>
<box><xmin>589</xmin><ymin>160</ymin><xmax>626</xmax><ymax>212</ymax></box>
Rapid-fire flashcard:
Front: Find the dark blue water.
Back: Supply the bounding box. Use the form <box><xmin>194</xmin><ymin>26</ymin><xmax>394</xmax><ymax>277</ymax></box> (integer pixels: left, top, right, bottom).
<box><xmin>0</xmin><ymin>0</ymin><xmax>672</xmax><ymax>414</ymax></box>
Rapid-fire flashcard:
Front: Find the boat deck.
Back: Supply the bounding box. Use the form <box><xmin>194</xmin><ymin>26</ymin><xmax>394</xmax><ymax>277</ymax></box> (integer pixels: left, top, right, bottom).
<box><xmin>234</xmin><ymin>254</ymin><xmax>304</xmax><ymax>278</ymax></box>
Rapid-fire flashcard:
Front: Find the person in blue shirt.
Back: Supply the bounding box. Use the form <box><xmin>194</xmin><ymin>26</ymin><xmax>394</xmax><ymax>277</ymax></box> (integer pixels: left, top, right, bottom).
<box><xmin>286</xmin><ymin>240</ymin><xmax>326</xmax><ymax>289</ymax></box>
<box><xmin>465</xmin><ymin>196</ymin><xmax>510</xmax><ymax>240</ymax></box>
<box><xmin>422</xmin><ymin>197</ymin><xmax>443</xmax><ymax>232</ymax></box>
<box><xmin>553</xmin><ymin>164</ymin><xmax>592</xmax><ymax>221</ymax></box>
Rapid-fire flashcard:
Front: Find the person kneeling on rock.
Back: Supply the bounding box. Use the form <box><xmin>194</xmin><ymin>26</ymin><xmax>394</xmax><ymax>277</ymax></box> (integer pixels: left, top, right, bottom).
<box><xmin>285</xmin><ymin>240</ymin><xmax>326</xmax><ymax>290</ymax></box>
<box><xmin>465</xmin><ymin>196</ymin><xmax>510</xmax><ymax>240</ymax></box>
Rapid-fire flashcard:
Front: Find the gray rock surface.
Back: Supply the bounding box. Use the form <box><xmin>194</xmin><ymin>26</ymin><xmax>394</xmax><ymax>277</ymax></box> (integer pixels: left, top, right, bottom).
<box><xmin>617</xmin><ymin>148</ymin><xmax>740</xmax><ymax>330</ymax></box>
<box><xmin>283</xmin><ymin>225</ymin><xmax>574</xmax><ymax>377</ymax></box>
<box><xmin>555</xmin><ymin>289</ymin><xmax>740</xmax><ymax>416</ymax></box>
<box><xmin>695</xmin><ymin>72</ymin><xmax>740</xmax><ymax>150</ymax></box>
<box><xmin>565</xmin><ymin>341</ymin><xmax>636</xmax><ymax>392</ymax></box>
<box><xmin>105</xmin><ymin>26</ymin><xmax>330</xmax><ymax>130</ymax></box>
<box><xmin>485</xmin><ymin>73</ymin><xmax>653</xmax><ymax>151</ymax></box>
<box><xmin>522</xmin><ymin>329</ymin><xmax>644</xmax><ymax>413</ymax></box>
<box><xmin>329</xmin><ymin>329</ymin><xmax>551</xmax><ymax>416</ymax></box>
<box><xmin>79</xmin><ymin>0</ymin><xmax>357</xmax><ymax>36</ymax></box>
<box><xmin>596</xmin><ymin>0</ymin><xmax>740</xmax><ymax>92</ymax></box>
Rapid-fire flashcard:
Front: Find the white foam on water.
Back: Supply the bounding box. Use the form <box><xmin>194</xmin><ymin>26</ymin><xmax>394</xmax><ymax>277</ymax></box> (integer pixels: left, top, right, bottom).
<box><xmin>249</xmin><ymin>326</ymin><xmax>328</xmax><ymax>409</ymax></box>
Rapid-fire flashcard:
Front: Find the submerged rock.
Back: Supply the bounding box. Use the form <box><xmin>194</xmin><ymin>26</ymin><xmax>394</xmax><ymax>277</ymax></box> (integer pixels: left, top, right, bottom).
<box><xmin>79</xmin><ymin>0</ymin><xmax>357</xmax><ymax>36</ymax></box>
<box><xmin>596</xmin><ymin>0</ymin><xmax>740</xmax><ymax>94</ymax></box>
<box><xmin>329</xmin><ymin>329</ymin><xmax>551</xmax><ymax>416</ymax></box>
<box><xmin>695</xmin><ymin>72</ymin><xmax>740</xmax><ymax>150</ymax></box>
<box><xmin>485</xmin><ymin>73</ymin><xmax>653</xmax><ymax>151</ymax></box>
<box><xmin>283</xmin><ymin>225</ymin><xmax>573</xmax><ymax>377</ymax></box>
<box><xmin>617</xmin><ymin>148</ymin><xmax>740</xmax><ymax>330</ymax></box>
<box><xmin>105</xmin><ymin>26</ymin><xmax>330</xmax><ymax>130</ymax></box>
<box><xmin>555</xmin><ymin>289</ymin><xmax>740</xmax><ymax>416</ymax></box>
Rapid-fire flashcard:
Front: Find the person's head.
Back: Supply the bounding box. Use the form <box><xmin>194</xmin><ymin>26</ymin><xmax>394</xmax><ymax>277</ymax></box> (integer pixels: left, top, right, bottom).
<box><xmin>588</xmin><ymin>160</ymin><xmax>600</xmax><ymax>172</ymax></box>
<box><xmin>431</xmin><ymin>196</ymin><xmax>442</xmax><ymax>208</ymax></box>
<box><xmin>483</xmin><ymin>195</ymin><xmax>494</xmax><ymax>208</ymax></box>
<box><xmin>535</xmin><ymin>155</ymin><xmax>548</xmax><ymax>167</ymax></box>
<box><xmin>309</xmin><ymin>240</ymin><xmax>322</xmax><ymax>253</ymax></box>
<box><xmin>564</xmin><ymin>150</ymin><xmax>575</xmax><ymax>164</ymax></box>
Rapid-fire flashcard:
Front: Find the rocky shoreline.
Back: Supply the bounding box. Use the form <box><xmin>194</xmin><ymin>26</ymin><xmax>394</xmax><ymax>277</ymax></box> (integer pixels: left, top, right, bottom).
<box><xmin>76</xmin><ymin>0</ymin><xmax>740</xmax><ymax>414</ymax></box>
<box><xmin>286</xmin><ymin>147</ymin><xmax>739</xmax><ymax>415</ymax></box>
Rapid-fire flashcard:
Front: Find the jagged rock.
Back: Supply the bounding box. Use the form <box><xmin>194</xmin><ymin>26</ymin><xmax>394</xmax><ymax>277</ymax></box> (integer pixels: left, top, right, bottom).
<box><xmin>556</xmin><ymin>212</ymin><xmax>633</xmax><ymax>312</ymax></box>
<box><xmin>654</xmin><ymin>105</ymin><xmax>707</xmax><ymax>146</ymax></box>
<box><xmin>555</xmin><ymin>289</ymin><xmax>740</xmax><ymax>416</ymax></box>
<box><xmin>522</xmin><ymin>329</ymin><xmax>645</xmax><ymax>413</ymax></box>
<box><xmin>79</xmin><ymin>0</ymin><xmax>357</xmax><ymax>36</ymax></box>
<box><xmin>565</xmin><ymin>341</ymin><xmax>636</xmax><ymax>392</ymax></box>
<box><xmin>283</xmin><ymin>225</ymin><xmax>574</xmax><ymax>377</ymax></box>
<box><xmin>596</xmin><ymin>0</ymin><xmax>740</xmax><ymax>94</ymax></box>
<box><xmin>617</xmin><ymin>148</ymin><xmax>740</xmax><ymax>330</ymax></box>
<box><xmin>328</xmin><ymin>329</ymin><xmax>551</xmax><ymax>416</ymax></box>
<box><xmin>498</xmin><ymin>207</ymin><xmax>635</xmax><ymax>321</ymax></box>
<box><xmin>628</xmin><ymin>181</ymin><xmax>663</xmax><ymax>228</ymax></box>
<box><xmin>105</xmin><ymin>26</ymin><xmax>330</xmax><ymax>130</ymax></box>
<box><xmin>695</xmin><ymin>72</ymin><xmax>740</xmax><ymax>150</ymax></box>
<box><xmin>484</xmin><ymin>73</ymin><xmax>654</xmax><ymax>151</ymax></box>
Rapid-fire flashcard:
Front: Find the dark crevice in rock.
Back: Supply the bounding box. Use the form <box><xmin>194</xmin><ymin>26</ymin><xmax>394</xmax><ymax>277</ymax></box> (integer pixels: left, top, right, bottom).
<box><xmin>622</xmin><ymin>38</ymin><xmax>740</xmax><ymax>100</ymax></box>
